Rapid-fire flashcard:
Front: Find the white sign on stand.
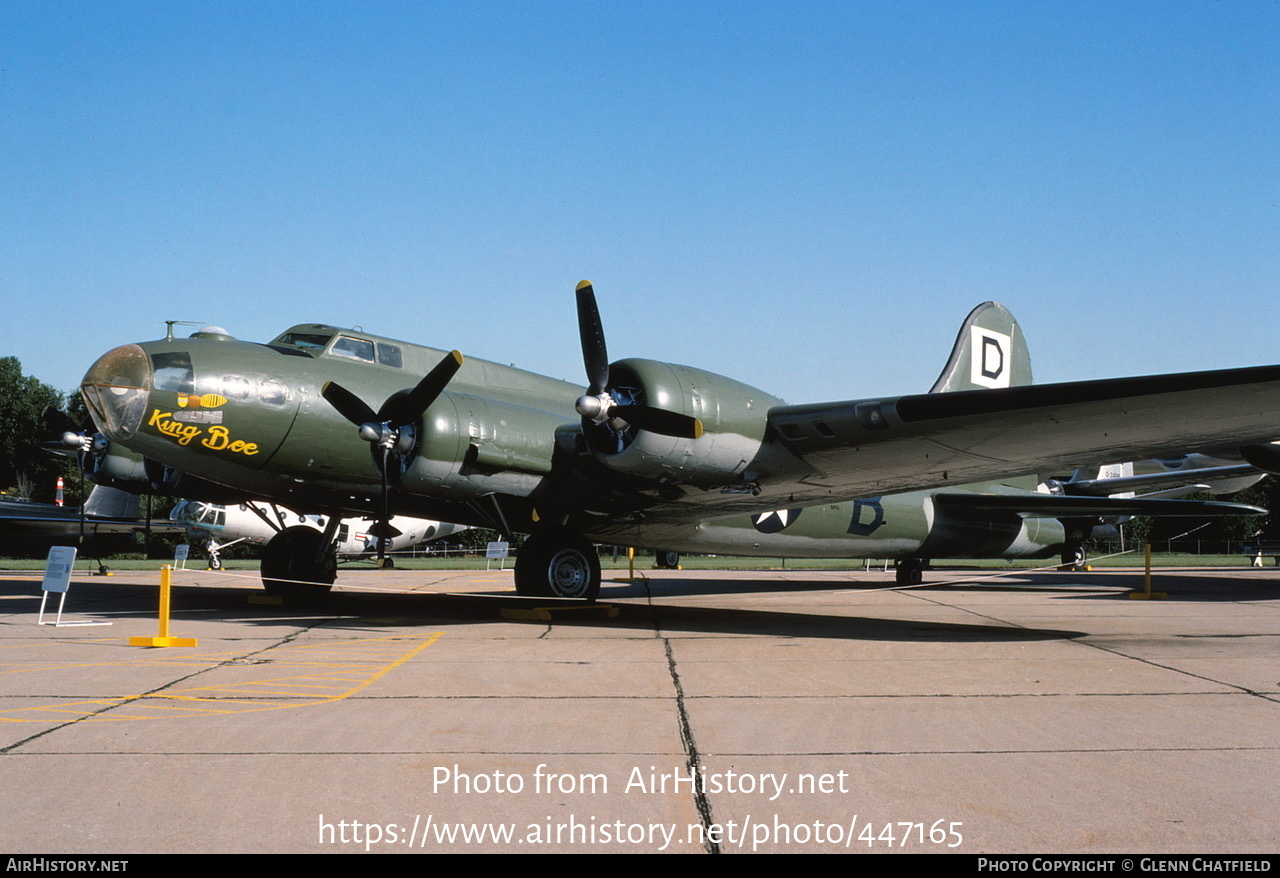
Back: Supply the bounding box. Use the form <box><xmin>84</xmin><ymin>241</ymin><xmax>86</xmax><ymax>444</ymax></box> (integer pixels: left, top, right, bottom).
<box><xmin>485</xmin><ymin>541</ymin><xmax>510</xmax><ymax>570</ymax></box>
<box><xmin>38</xmin><ymin>546</ymin><xmax>111</xmax><ymax>627</ymax></box>
<box><xmin>174</xmin><ymin>543</ymin><xmax>190</xmax><ymax>569</ymax></box>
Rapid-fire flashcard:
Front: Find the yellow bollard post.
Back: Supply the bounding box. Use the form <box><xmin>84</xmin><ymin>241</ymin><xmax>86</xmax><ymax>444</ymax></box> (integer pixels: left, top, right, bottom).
<box><xmin>1129</xmin><ymin>542</ymin><xmax>1165</xmax><ymax>600</ymax></box>
<box><xmin>628</xmin><ymin>546</ymin><xmax>635</xmax><ymax>582</ymax></box>
<box><xmin>130</xmin><ymin>566</ymin><xmax>198</xmax><ymax>646</ymax></box>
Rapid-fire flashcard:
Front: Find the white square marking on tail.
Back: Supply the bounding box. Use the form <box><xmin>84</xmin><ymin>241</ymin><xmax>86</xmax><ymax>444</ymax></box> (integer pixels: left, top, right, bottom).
<box><xmin>969</xmin><ymin>325</ymin><xmax>1011</xmax><ymax>388</ymax></box>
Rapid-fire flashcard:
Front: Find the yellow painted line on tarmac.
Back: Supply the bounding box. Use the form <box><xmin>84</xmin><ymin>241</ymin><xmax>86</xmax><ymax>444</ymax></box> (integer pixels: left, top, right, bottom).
<box><xmin>0</xmin><ymin>633</ymin><xmax>441</xmax><ymax>723</ymax></box>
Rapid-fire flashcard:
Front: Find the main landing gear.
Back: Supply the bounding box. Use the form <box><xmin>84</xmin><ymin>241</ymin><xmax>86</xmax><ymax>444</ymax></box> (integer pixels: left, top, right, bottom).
<box><xmin>1061</xmin><ymin>542</ymin><xmax>1087</xmax><ymax>571</ymax></box>
<box><xmin>260</xmin><ymin>526</ymin><xmax>337</xmax><ymax>596</ymax></box>
<box><xmin>514</xmin><ymin>527</ymin><xmax>601</xmax><ymax>601</ymax></box>
<box><xmin>894</xmin><ymin>557</ymin><xmax>926</xmax><ymax>586</ymax></box>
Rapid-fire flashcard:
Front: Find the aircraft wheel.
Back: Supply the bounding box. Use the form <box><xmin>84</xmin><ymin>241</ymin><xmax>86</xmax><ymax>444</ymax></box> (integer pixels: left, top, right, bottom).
<box><xmin>515</xmin><ymin>528</ymin><xmax>601</xmax><ymax>601</ymax></box>
<box><xmin>655</xmin><ymin>550</ymin><xmax>680</xmax><ymax>569</ymax></box>
<box><xmin>1061</xmin><ymin>543</ymin><xmax>1087</xmax><ymax>571</ymax></box>
<box><xmin>261</xmin><ymin>526</ymin><xmax>336</xmax><ymax>595</ymax></box>
<box><xmin>895</xmin><ymin>558</ymin><xmax>924</xmax><ymax>586</ymax></box>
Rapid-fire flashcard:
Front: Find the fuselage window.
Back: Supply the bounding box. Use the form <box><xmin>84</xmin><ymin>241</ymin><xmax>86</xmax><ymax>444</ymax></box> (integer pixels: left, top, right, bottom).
<box><xmin>221</xmin><ymin>375</ymin><xmax>251</xmax><ymax>400</ymax></box>
<box><xmin>259</xmin><ymin>379</ymin><xmax>290</xmax><ymax>405</ymax></box>
<box><xmin>331</xmin><ymin>336</ymin><xmax>375</xmax><ymax>362</ymax></box>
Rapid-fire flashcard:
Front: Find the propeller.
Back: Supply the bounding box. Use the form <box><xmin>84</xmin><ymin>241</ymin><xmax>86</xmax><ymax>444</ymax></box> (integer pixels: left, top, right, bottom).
<box><xmin>572</xmin><ymin>280</ymin><xmax>703</xmax><ymax>440</ymax></box>
<box><xmin>40</xmin><ymin>406</ymin><xmax>109</xmax><ymax>476</ymax></box>
<box><xmin>321</xmin><ymin>349</ymin><xmax>464</xmax><ymax>567</ymax></box>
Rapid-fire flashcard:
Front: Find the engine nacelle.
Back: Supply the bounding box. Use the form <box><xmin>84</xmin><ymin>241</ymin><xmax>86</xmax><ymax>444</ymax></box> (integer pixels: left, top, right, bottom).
<box><xmin>402</xmin><ymin>392</ymin><xmax>565</xmax><ymax>499</ymax></box>
<box><xmin>588</xmin><ymin>358</ymin><xmax>784</xmax><ymax>488</ymax></box>
<box><xmin>1239</xmin><ymin>443</ymin><xmax>1280</xmax><ymax>475</ymax></box>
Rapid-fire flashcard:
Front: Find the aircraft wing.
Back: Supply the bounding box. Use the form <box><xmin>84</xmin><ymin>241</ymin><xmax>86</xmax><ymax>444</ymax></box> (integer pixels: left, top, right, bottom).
<box><xmin>0</xmin><ymin>506</ymin><xmax>186</xmax><ymax>537</ymax></box>
<box><xmin>763</xmin><ymin>365</ymin><xmax>1280</xmax><ymax>505</ymax></box>
<box><xmin>930</xmin><ymin>492</ymin><xmax>1266</xmax><ymax>519</ymax></box>
<box><xmin>0</xmin><ymin>486</ymin><xmax>186</xmax><ymax>538</ymax></box>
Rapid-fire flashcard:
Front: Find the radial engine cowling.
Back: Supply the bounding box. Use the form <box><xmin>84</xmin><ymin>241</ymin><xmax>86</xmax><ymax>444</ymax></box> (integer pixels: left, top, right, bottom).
<box><xmin>586</xmin><ymin>358</ymin><xmax>784</xmax><ymax>488</ymax></box>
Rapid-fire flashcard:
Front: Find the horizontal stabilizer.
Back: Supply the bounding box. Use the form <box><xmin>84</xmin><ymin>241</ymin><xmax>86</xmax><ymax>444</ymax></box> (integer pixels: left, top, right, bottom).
<box><xmin>1061</xmin><ymin>464</ymin><xmax>1262</xmax><ymax>498</ymax></box>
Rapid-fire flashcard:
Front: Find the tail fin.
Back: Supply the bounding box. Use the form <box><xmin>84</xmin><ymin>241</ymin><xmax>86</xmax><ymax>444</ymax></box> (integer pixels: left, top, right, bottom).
<box><xmin>1068</xmin><ymin>461</ymin><xmax>1137</xmax><ymax>498</ymax></box>
<box><xmin>83</xmin><ymin>485</ymin><xmax>141</xmax><ymax>519</ymax></box>
<box><xmin>929</xmin><ymin>301</ymin><xmax>1032</xmax><ymax>392</ymax></box>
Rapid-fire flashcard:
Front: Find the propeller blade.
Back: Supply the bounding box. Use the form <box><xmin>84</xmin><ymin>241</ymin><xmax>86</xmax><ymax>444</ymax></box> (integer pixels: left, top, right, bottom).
<box><xmin>41</xmin><ymin>406</ymin><xmax>82</xmax><ymax>438</ymax></box>
<box><xmin>380</xmin><ymin>350</ymin><xmax>464</xmax><ymax>425</ymax></box>
<box><xmin>576</xmin><ymin>280</ymin><xmax>610</xmax><ymax>396</ymax></box>
<box><xmin>377</xmin><ymin>445</ymin><xmax>391</xmax><ymax>566</ymax></box>
<box><xmin>322</xmin><ymin>381</ymin><xmax>378</xmax><ymax>427</ymax></box>
<box><xmin>611</xmin><ymin>405</ymin><xmax>704</xmax><ymax>440</ymax></box>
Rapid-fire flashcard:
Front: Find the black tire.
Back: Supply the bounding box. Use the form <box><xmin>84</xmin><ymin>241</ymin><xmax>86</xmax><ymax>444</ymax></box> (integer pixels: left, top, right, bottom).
<box><xmin>895</xmin><ymin>558</ymin><xmax>924</xmax><ymax>586</ymax></box>
<box><xmin>515</xmin><ymin>528</ymin><xmax>601</xmax><ymax>601</ymax></box>
<box><xmin>655</xmin><ymin>550</ymin><xmax>680</xmax><ymax>569</ymax></box>
<box><xmin>261</xmin><ymin>526</ymin><xmax>337</xmax><ymax>595</ymax></box>
<box><xmin>1061</xmin><ymin>543</ymin><xmax>1087</xmax><ymax>571</ymax></box>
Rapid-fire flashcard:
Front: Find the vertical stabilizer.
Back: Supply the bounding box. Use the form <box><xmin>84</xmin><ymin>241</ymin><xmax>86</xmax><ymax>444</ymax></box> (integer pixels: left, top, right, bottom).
<box><xmin>929</xmin><ymin>301</ymin><xmax>1032</xmax><ymax>392</ymax></box>
<box><xmin>83</xmin><ymin>485</ymin><xmax>141</xmax><ymax>519</ymax></box>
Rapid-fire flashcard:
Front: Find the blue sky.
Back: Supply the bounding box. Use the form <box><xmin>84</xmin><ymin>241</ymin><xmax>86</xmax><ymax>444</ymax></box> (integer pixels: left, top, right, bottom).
<box><xmin>3</xmin><ymin>1</ymin><xmax>1277</xmax><ymax>405</ymax></box>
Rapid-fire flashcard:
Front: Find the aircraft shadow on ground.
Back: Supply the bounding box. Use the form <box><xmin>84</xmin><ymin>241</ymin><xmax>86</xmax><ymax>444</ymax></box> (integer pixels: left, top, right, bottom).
<box><xmin>0</xmin><ymin>576</ymin><xmax>1085</xmax><ymax>643</ymax></box>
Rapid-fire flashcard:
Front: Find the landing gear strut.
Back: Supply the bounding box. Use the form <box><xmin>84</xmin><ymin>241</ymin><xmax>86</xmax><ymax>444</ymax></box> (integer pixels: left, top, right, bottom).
<box><xmin>261</xmin><ymin>526</ymin><xmax>337</xmax><ymax>595</ymax></box>
<box><xmin>514</xmin><ymin>527</ymin><xmax>601</xmax><ymax>601</ymax></box>
<box><xmin>895</xmin><ymin>557</ymin><xmax>926</xmax><ymax>586</ymax></box>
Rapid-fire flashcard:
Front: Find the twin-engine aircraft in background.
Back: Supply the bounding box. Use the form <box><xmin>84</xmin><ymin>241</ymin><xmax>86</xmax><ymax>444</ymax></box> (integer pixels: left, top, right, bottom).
<box><xmin>652</xmin><ymin>456</ymin><xmax>1267</xmax><ymax>584</ymax></box>
<box><xmin>77</xmin><ymin>283</ymin><xmax>1280</xmax><ymax>600</ymax></box>
<box><xmin>169</xmin><ymin>499</ymin><xmax>468</xmax><ymax>575</ymax></box>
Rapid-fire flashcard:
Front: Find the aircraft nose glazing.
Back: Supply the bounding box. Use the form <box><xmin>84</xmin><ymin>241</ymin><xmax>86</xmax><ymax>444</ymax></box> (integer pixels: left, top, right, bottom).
<box><xmin>81</xmin><ymin>344</ymin><xmax>152</xmax><ymax>441</ymax></box>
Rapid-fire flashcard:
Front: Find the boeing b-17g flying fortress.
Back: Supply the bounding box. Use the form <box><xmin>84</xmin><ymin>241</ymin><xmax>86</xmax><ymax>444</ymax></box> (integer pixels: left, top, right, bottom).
<box><xmin>74</xmin><ymin>282</ymin><xmax>1280</xmax><ymax>599</ymax></box>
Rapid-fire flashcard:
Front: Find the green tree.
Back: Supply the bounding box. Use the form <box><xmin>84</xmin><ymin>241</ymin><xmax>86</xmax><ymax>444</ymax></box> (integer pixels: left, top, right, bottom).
<box><xmin>0</xmin><ymin>356</ymin><xmax>78</xmax><ymax>502</ymax></box>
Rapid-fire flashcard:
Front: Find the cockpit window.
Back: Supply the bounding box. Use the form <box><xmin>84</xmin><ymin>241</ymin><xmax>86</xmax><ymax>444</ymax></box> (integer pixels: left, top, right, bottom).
<box><xmin>151</xmin><ymin>352</ymin><xmax>194</xmax><ymax>393</ymax></box>
<box><xmin>274</xmin><ymin>332</ymin><xmax>333</xmax><ymax>352</ymax></box>
<box><xmin>331</xmin><ymin>336</ymin><xmax>376</xmax><ymax>363</ymax></box>
<box><xmin>377</xmin><ymin>343</ymin><xmax>403</xmax><ymax>368</ymax></box>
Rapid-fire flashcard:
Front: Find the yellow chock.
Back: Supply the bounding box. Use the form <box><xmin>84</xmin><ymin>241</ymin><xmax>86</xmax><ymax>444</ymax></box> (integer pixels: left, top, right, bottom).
<box><xmin>502</xmin><ymin>605</ymin><xmax>619</xmax><ymax>622</ymax></box>
<box><xmin>248</xmin><ymin>593</ymin><xmax>285</xmax><ymax>605</ymax></box>
<box><xmin>130</xmin><ymin>566</ymin><xmax>198</xmax><ymax>647</ymax></box>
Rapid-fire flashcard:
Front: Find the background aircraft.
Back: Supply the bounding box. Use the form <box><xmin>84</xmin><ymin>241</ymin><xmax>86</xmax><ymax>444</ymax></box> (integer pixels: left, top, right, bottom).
<box><xmin>76</xmin><ymin>284</ymin><xmax>1280</xmax><ymax>600</ymax></box>
<box><xmin>169</xmin><ymin>499</ymin><xmax>468</xmax><ymax>573</ymax></box>
<box><xmin>651</xmin><ymin>461</ymin><xmax>1266</xmax><ymax>584</ymax></box>
<box><xmin>0</xmin><ymin>485</ymin><xmax>184</xmax><ymax>568</ymax></box>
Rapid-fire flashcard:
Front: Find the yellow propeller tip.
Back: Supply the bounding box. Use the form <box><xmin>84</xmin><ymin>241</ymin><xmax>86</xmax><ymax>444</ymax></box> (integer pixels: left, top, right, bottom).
<box><xmin>449</xmin><ymin>350</ymin><xmax>464</xmax><ymax>365</ymax></box>
<box><xmin>576</xmin><ymin>279</ymin><xmax>593</xmax><ymax>291</ymax></box>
